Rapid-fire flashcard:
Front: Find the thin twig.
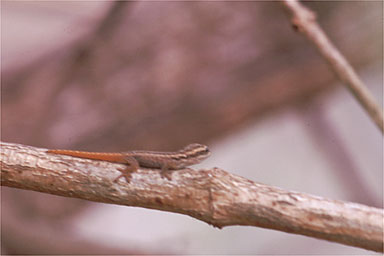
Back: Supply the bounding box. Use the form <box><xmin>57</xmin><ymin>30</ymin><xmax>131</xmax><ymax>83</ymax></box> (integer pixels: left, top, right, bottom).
<box><xmin>1</xmin><ymin>141</ymin><xmax>383</xmax><ymax>252</ymax></box>
<box><xmin>282</xmin><ymin>0</ymin><xmax>383</xmax><ymax>133</ymax></box>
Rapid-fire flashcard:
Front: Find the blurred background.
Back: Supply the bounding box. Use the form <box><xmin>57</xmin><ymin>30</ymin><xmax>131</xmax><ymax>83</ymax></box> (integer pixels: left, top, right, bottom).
<box><xmin>1</xmin><ymin>1</ymin><xmax>382</xmax><ymax>254</ymax></box>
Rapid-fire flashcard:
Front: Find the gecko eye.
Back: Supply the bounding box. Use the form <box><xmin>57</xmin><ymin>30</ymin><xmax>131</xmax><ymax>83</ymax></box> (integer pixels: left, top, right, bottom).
<box><xmin>204</xmin><ymin>148</ymin><xmax>211</xmax><ymax>155</ymax></box>
<box><xmin>202</xmin><ymin>147</ymin><xmax>209</xmax><ymax>153</ymax></box>
<box><xmin>198</xmin><ymin>145</ymin><xmax>211</xmax><ymax>156</ymax></box>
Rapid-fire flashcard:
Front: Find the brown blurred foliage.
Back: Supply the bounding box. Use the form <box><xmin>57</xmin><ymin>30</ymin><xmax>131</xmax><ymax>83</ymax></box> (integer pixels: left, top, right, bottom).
<box><xmin>1</xmin><ymin>1</ymin><xmax>381</xmax><ymax>254</ymax></box>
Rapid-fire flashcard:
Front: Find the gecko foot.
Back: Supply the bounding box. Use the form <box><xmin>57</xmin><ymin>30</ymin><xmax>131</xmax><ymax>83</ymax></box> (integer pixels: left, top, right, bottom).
<box><xmin>113</xmin><ymin>171</ymin><xmax>132</xmax><ymax>183</ymax></box>
<box><xmin>160</xmin><ymin>169</ymin><xmax>173</xmax><ymax>181</ymax></box>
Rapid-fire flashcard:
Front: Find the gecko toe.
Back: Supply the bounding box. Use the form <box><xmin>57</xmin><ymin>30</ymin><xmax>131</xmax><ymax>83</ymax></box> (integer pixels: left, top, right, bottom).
<box><xmin>160</xmin><ymin>170</ymin><xmax>173</xmax><ymax>180</ymax></box>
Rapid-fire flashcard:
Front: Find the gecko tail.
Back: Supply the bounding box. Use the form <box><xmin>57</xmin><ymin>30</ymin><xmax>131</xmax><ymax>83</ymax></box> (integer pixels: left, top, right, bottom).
<box><xmin>47</xmin><ymin>149</ymin><xmax>125</xmax><ymax>163</ymax></box>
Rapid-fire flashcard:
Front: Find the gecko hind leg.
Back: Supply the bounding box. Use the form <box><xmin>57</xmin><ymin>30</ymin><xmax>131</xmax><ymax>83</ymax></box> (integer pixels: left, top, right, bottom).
<box><xmin>113</xmin><ymin>156</ymin><xmax>139</xmax><ymax>183</ymax></box>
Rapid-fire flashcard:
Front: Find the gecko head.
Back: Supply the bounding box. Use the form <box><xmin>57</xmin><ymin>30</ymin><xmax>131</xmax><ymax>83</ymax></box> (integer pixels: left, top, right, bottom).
<box><xmin>182</xmin><ymin>143</ymin><xmax>211</xmax><ymax>160</ymax></box>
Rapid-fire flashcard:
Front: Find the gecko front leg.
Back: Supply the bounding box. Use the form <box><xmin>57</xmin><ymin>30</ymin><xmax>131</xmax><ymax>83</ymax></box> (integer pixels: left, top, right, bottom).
<box><xmin>160</xmin><ymin>165</ymin><xmax>173</xmax><ymax>181</ymax></box>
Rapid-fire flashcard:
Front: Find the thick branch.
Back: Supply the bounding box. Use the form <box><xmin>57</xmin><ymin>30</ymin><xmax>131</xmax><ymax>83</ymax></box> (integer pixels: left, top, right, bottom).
<box><xmin>282</xmin><ymin>0</ymin><xmax>384</xmax><ymax>133</ymax></box>
<box><xmin>1</xmin><ymin>141</ymin><xmax>383</xmax><ymax>252</ymax></box>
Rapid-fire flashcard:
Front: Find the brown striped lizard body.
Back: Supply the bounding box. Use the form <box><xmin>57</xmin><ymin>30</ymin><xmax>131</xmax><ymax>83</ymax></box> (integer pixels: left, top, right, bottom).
<box><xmin>47</xmin><ymin>143</ymin><xmax>211</xmax><ymax>182</ymax></box>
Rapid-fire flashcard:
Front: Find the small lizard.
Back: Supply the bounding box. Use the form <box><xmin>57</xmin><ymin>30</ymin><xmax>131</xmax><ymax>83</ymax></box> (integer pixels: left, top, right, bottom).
<box><xmin>47</xmin><ymin>143</ymin><xmax>211</xmax><ymax>182</ymax></box>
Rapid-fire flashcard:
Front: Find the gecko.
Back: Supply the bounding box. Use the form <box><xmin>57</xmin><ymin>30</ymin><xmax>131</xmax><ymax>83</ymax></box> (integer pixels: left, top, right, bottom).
<box><xmin>47</xmin><ymin>143</ymin><xmax>211</xmax><ymax>182</ymax></box>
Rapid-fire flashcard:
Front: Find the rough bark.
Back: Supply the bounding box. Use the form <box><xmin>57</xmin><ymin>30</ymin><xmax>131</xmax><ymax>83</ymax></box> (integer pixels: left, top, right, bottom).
<box><xmin>1</xmin><ymin>141</ymin><xmax>382</xmax><ymax>252</ymax></box>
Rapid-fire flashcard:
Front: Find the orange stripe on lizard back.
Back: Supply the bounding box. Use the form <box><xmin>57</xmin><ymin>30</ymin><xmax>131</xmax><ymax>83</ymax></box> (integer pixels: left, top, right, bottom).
<box><xmin>47</xmin><ymin>149</ymin><xmax>126</xmax><ymax>163</ymax></box>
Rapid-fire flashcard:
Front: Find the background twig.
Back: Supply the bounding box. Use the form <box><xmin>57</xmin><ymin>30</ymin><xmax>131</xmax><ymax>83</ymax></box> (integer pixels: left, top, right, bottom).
<box><xmin>282</xmin><ymin>0</ymin><xmax>383</xmax><ymax>133</ymax></box>
<box><xmin>1</xmin><ymin>141</ymin><xmax>383</xmax><ymax>252</ymax></box>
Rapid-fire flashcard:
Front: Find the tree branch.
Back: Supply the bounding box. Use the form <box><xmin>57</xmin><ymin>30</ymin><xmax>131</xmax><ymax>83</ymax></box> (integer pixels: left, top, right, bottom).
<box><xmin>282</xmin><ymin>0</ymin><xmax>384</xmax><ymax>133</ymax></box>
<box><xmin>1</xmin><ymin>141</ymin><xmax>383</xmax><ymax>252</ymax></box>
